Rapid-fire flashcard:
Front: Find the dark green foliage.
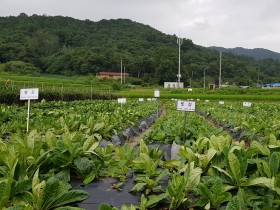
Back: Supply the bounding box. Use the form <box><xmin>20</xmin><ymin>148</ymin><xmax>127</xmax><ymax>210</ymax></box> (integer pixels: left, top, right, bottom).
<box><xmin>0</xmin><ymin>15</ymin><xmax>280</xmax><ymax>85</ymax></box>
<box><xmin>4</xmin><ymin>61</ymin><xmax>40</xmax><ymax>75</ymax></box>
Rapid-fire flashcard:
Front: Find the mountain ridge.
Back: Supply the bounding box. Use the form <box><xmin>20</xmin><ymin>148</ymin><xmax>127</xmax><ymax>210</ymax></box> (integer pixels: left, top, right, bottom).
<box><xmin>208</xmin><ymin>46</ymin><xmax>280</xmax><ymax>60</ymax></box>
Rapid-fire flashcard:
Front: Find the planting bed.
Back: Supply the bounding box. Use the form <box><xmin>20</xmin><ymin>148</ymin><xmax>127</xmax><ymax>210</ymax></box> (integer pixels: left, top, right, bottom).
<box><xmin>1</xmin><ymin>99</ymin><xmax>280</xmax><ymax>209</ymax></box>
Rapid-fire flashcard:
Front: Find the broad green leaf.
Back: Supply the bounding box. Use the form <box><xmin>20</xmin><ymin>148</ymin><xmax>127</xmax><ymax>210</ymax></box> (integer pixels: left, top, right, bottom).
<box><xmin>32</xmin><ymin>169</ymin><xmax>46</xmax><ymax>210</ymax></box>
<box><xmin>251</xmin><ymin>141</ymin><xmax>270</xmax><ymax>156</ymax></box>
<box><xmin>55</xmin><ymin>207</ymin><xmax>86</xmax><ymax>210</ymax></box>
<box><xmin>73</xmin><ymin>157</ymin><xmax>94</xmax><ymax>176</ymax></box>
<box><xmin>98</xmin><ymin>203</ymin><xmax>118</xmax><ymax>210</ymax></box>
<box><xmin>184</xmin><ymin>162</ymin><xmax>202</xmax><ymax>192</ymax></box>
<box><xmin>6</xmin><ymin>206</ymin><xmax>33</xmax><ymax>210</ymax></box>
<box><xmin>50</xmin><ymin>190</ymin><xmax>88</xmax><ymax>209</ymax></box>
<box><xmin>226</xmin><ymin>196</ymin><xmax>242</xmax><ymax>210</ymax></box>
<box><xmin>0</xmin><ymin>180</ymin><xmax>9</xmax><ymax>209</ymax></box>
<box><xmin>83</xmin><ymin>170</ymin><xmax>96</xmax><ymax>185</ymax></box>
<box><xmin>270</xmin><ymin>152</ymin><xmax>279</xmax><ymax>177</ymax></box>
<box><xmin>228</xmin><ymin>149</ymin><xmax>240</xmax><ymax>184</ymax></box>
<box><xmin>179</xmin><ymin>146</ymin><xmax>197</xmax><ymax>163</ymax></box>
<box><xmin>93</xmin><ymin>122</ymin><xmax>105</xmax><ymax>132</ymax></box>
<box><xmin>155</xmin><ymin>169</ymin><xmax>169</xmax><ymax>183</ymax></box>
<box><xmin>244</xmin><ymin>177</ymin><xmax>275</xmax><ymax>190</ymax></box>
<box><xmin>146</xmin><ymin>193</ymin><xmax>168</xmax><ymax>208</ymax></box>
<box><xmin>131</xmin><ymin>183</ymin><xmax>146</xmax><ymax>192</ymax></box>
<box><xmin>212</xmin><ymin>166</ymin><xmax>233</xmax><ymax>183</ymax></box>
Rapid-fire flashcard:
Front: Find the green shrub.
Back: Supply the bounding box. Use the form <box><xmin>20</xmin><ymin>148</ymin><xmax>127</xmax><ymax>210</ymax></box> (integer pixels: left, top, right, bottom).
<box><xmin>4</xmin><ymin>61</ymin><xmax>40</xmax><ymax>75</ymax></box>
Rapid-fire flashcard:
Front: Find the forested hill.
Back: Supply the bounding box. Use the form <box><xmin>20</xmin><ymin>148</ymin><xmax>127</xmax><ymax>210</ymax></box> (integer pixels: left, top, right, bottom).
<box><xmin>1</xmin><ymin>14</ymin><xmax>280</xmax><ymax>86</ymax></box>
<box><xmin>209</xmin><ymin>46</ymin><xmax>280</xmax><ymax>61</ymax></box>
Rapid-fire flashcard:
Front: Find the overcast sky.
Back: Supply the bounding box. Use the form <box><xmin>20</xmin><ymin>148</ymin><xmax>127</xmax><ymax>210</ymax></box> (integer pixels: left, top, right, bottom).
<box><xmin>1</xmin><ymin>0</ymin><xmax>280</xmax><ymax>53</ymax></box>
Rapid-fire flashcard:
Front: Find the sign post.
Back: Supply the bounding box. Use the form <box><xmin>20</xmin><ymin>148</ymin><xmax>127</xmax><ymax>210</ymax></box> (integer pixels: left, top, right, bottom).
<box><xmin>243</xmin><ymin>102</ymin><xmax>251</xmax><ymax>107</ymax></box>
<box><xmin>177</xmin><ymin>100</ymin><xmax>196</xmax><ymax>142</ymax></box>
<box><xmin>20</xmin><ymin>88</ymin><xmax>39</xmax><ymax>132</ymax></box>
<box><xmin>154</xmin><ymin>89</ymin><xmax>160</xmax><ymax>118</ymax></box>
<box><xmin>118</xmin><ymin>98</ymin><xmax>126</xmax><ymax>109</ymax></box>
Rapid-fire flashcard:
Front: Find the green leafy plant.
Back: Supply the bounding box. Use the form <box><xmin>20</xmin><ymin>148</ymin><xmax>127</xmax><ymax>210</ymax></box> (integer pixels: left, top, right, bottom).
<box><xmin>195</xmin><ymin>177</ymin><xmax>232</xmax><ymax>209</ymax></box>
<box><xmin>0</xmin><ymin>139</ymin><xmax>32</xmax><ymax>209</ymax></box>
<box><xmin>27</xmin><ymin>169</ymin><xmax>88</xmax><ymax>210</ymax></box>
<box><xmin>166</xmin><ymin>162</ymin><xmax>202</xmax><ymax>209</ymax></box>
<box><xmin>45</xmin><ymin>131</ymin><xmax>103</xmax><ymax>184</ymax></box>
<box><xmin>131</xmin><ymin>169</ymin><xmax>169</xmax><ymax>195</ymax></box>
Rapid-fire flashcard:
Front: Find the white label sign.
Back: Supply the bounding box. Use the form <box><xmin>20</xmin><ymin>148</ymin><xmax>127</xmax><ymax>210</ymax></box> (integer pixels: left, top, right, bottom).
<box><xmin>243</xmin><ymin>102</ymin><xmax>251</xmax><ymax>107</ymax></box>
<box><xmin>118</xmin><ymin>98</ymin><xmax>126</xmax><ymax>103</ymax></box>
<box><xmin>154</xmin><ymin>89</ymin><xmax>160</xmax><ymax>98</ymax></box>
<box><xmin>139</xmin><ymin>98</ymin><xmax>144</xmax><ymax>102</ymax></box>
<box><xmin>20</xmin><ymin>88</ymin><xmax>39</xmax><ymax>100</ymax></box>
<box><xmin>219</xmin><ymin>101</ymin><xmax>225</xmax><ymax>104</ymax></box>
<box><xmin>177</xmin><ymin>100</ymin><xmax>196</xmax><ymax>112</ymax></box>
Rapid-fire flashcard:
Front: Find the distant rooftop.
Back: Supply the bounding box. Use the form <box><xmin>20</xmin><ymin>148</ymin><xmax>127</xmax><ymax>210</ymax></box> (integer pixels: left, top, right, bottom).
<box><xmin>261</xmin><ymin>83</ymin><xmax>280</xmax><ymax>87</ymax></box>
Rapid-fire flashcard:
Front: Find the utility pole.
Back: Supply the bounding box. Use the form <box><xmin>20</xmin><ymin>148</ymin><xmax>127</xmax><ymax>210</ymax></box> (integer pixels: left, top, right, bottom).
<box><xmin>219</xmin><ymin>52</ymin><xmax>222</xmax><ymax>88</ymax></box>
<box><xmin>203</xmin><ymin>67</ymin><xmax>209</xmax><ymax>89</ymax></box>
<box><xmin>121</xmin><ymin>60</ymin><xmax>123</xmax><ymax>84</ymax></box>
<box><xmin>177</xmin><ymin>34</ymin><xmax>183</xmax><ymax>88</ymax></box>
<box><xmin>124</xmin><ymin>66</ymin><xmax>126</xmax><ymax>84</ymax></box>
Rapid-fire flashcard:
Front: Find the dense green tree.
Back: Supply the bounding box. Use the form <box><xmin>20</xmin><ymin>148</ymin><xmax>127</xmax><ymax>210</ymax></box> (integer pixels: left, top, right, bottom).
<box><xmin>0</xmin><ymin>14</ymin><xmax>280</xmax><ymax>85</ymax></box>
<box><xmin>4</xmin><ymin>60</ymin><xmax>40</xmax><ymax>75</ymax></box>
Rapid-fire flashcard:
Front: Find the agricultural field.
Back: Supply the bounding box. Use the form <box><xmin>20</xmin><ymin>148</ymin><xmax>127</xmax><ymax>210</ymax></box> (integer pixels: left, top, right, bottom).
<box><xmin>3</xmin><ymin>72</ymin><xmax>280</xmax><ymax>103</ymax></box>
<box><xmin>1</xmin><ymin>98</ymin><xmax>280</xmax><ymax>209</ymax></box>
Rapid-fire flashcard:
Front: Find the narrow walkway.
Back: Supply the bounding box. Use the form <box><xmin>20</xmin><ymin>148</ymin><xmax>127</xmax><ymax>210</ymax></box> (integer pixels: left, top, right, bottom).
<box><xmin>127</xmin><ymin>102</ymin><xmax>167</xmax><ymax>148</ymax></box>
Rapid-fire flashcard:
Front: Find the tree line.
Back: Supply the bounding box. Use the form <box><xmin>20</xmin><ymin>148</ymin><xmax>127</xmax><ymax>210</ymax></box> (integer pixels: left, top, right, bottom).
<box><xmin>1</xmin><ymin>13</ymin><xmax>280</xmax><ymax>86</ymax></box>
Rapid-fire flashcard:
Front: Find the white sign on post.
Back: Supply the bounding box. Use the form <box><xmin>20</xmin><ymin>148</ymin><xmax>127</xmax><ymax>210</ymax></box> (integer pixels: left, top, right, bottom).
<box><xmin>20</xmin><ymin>88</ymin><xmax>39</xmax><ymax>100</ymax></box>
<box><xmin>154</xmin><ymin>89</ymin><xmax>160</xmax><ymax>98</ymax></box>
<box><xmin>243</xmin><ymin>102</ymin><xmax>251</xmax><ymax>107</ymax></box>
<box><xmin>20</xmin><ymin>88</ymin><xmax>39</xmax><ymax>132</ymax></box>
<box><xmin>177</xmin><ymin>100</ymin><xmax>196</xmax><ymax>112</ymax></box>
<box><xmin>118</xmin><ymin>98</ymin><xmax>126</xmax><ymax>103</ymax></box>
<box><xmin>139</xmin><ymin>98</ymin><xmax>144</xmax><ymax>102</ymax></box>
<box><xmin>219</xmin><ymin>101</ymin><xmax>225</xmax><ymax>104</ymax></box>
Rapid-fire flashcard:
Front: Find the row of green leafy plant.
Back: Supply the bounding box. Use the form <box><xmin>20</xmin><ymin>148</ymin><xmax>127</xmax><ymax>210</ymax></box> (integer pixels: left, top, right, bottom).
<box><xmin>98</xmin><ymin>134</ymin><xmax>280</xmax><ymax>209</ymax></box>
<box><xmin>197</xmin><ymin>101</ymin><xmax>280</xmax><ymax>141</ymax></box>
<box><xmin>0</xmin><ymin>99</ymin><xmax>157</xmax><ymax>139</ymax></box>
<box><xmin>96</xmin><ymin>100</ymin><xmax>280</xmax><ymax>209</ymax></box>
<box><xmin>3</xmin><ymin>99</ymin><xmax>280</xmax><ymax>209</ymax></box>
<box><xmin>143</xmin><ymin>101</ymin><xmax>227</xmax><ymax>144</ymax></box>
<box><xmin>0</xmin><ymin>99</ymin><xmax>159</xmax><ymax>209</ymax></box>
<box><xmin>4</xmin><ymin>129</ymin><xmax>280</xmax><ymax>209</ymax></box>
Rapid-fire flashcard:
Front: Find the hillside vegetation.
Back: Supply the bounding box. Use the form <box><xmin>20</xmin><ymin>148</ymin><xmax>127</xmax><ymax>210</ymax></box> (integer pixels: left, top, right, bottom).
<box><xmin>209</xmin><ymin>46</ymin><xmax>280</xmax><ymax>61</ymax></box>
<box><xmin>1</xmin><ymin>13</ymin><xmax>280</xmax><ymax>86</ymax></box>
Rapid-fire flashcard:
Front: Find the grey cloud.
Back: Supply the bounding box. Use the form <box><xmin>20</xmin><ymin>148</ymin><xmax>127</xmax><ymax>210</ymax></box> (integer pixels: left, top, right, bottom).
<box><xmin>0</xmin><ymin>0</ymin><xmax>280</xmax><ymax>52</ymax></box>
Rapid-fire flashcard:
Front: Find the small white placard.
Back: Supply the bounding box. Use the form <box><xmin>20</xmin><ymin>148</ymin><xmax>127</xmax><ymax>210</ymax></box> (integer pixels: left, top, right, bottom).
<box><xmin>20</xmin><ymin>88</ymin><xmax>39</xmax><ymax>100</ymax></box>
<box><xmin>188</xmin><ymin>88</ymin><xmax>192</xmax><ymax>92</ymax></box>
<box><xmin>219</xmin><ymin>101</ymin><xmax>225</xmax><ymax>104</ymax></box>
<box><xmin>147</xmin><ymin>98</ymin><xmax>152</xmax><ymax>101</ymax></box>
<box><xmin>139</xmin><ymin>98</ymin><xmax>144</xmax><ymax>102</ymax></box>
<box><xmin>118</xmin><ymin>98</ymin><xmax>126</xmax><ymax>103</ymax></box>
<box><xmin>205</xmin><ymin>100</ymin><xmax>209</xmax><ymax>102</ymax></box>
<box><xmin>243</xmin><ymin>102</ymin><xmax>251</xmax><ymax>107</ymax></box>
<box><xmin>154</xmin><ymin>89</ymin><xmax>160</xmax><ymax>98</ymax></box>
<box><xmin>177</xmin><ymin>100</ymin><xmax>196</xmax><ymax>112</ymax></box>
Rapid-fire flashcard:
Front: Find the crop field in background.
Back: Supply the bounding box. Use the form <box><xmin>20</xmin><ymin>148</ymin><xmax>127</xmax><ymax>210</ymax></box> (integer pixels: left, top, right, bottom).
<box><xmin>1</xmin><ymin>98</ymin><xmax>280</xmax><ymax>209</ymax></box>
<box><xmin>3</xmin><ymin>72</ymin><xmax>280</xmax><ymax>103</ymax></box>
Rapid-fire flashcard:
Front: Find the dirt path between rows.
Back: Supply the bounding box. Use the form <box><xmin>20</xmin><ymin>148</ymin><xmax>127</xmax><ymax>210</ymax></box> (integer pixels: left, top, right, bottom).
<box><xmin>127</xmin><ymin>102</ymin><xmax>167</xmax><ymax>148</ymax></box>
